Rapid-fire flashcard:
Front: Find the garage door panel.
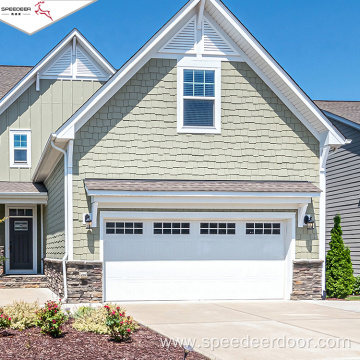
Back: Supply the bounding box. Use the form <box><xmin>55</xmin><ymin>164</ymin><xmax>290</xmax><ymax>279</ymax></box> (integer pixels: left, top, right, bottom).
<box><xmin>105</xmin><ymin>260</ymin><xmax>285</xmax><ymax>301</ymax></box>
<box><xmin>104</xmin><ymin>218</ymin><xmax>287</xmax><ymax>301</ymax></box>
<box><xmin>105</xmin><ymin>237</ymin><xmax>284</xmax><ymax>262</ymax></box>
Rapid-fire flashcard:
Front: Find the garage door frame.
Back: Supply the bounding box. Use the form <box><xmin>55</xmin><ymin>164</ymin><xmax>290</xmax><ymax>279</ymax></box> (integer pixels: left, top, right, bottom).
<box><xmin>99</xmin><ymin>211</ymin><xmax>296</xmax><ymax>302</ymax></box>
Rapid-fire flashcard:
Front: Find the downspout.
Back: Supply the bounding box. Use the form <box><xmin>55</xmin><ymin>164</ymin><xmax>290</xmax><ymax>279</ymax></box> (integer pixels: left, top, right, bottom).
<box><xmin>50</xmin><ymin>139</ymin><xmax>69</xmax><ymax>303</ymax></box>
<box><xmin>319</xmin><ymin>146</ymin><xmax>329</xmax><ymax>298</ymax></box>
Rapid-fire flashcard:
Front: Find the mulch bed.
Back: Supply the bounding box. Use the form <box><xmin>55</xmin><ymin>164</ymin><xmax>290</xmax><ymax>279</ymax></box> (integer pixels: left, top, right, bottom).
<box><xmin>0</xmin><ymin>321</ymin><xmax>208</xmax><ymax>360</ymax></box>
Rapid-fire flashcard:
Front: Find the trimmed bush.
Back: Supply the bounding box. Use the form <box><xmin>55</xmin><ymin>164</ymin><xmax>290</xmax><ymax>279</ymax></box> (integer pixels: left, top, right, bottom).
<box><xmin>104</xmin><ymin>305</ymin><xmax>136</xmax><ymax>342</ymax></box>
<box><xmin>4</xmin><ymin>300</ymin><xmax>40</xmax><ymax>330</ymax></box>
<box><xmin>326</xmin><ymin>214</ymin><xmax>354</xmax><ymax>298</ymax></box>
<box><xmin>36</xmin><ymin>300</ymin><xmax>67</xmax><ymax>337</ymax></box>
<box><xmin>0</xmin><ymin>308</ymin><xmax>11</xmax><ymax>330</ymax></box>
<box><xmin>353</xmin><ymin>276</ymin><xmax>360</xmax><ymax>295</ymax></box>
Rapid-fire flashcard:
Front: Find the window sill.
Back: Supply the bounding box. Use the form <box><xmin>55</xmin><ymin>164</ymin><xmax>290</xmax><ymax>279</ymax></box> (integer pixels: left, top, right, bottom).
<box><xmin>10</xmin><ymin>164</ymin><xmax>31</xmax><ymax>169</ymax></box>
<box><xmin>177</xmin><ymin>126</ymin><xmax>221</xmax><ymax>134</ymax></box>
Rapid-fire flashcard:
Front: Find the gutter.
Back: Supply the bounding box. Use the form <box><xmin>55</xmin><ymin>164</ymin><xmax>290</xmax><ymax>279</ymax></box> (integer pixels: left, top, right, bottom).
<box><xmin>50</xmin><ymin>135</ymin><xmax>73</xmax><ymax>303</ymax></box>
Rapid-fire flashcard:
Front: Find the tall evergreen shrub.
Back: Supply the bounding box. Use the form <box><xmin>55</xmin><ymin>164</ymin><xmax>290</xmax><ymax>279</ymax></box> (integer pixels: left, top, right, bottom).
<box><xmin>326</xmin><ymin>214</ymin><xmax>354</xmax><ymax>298</ymax></box>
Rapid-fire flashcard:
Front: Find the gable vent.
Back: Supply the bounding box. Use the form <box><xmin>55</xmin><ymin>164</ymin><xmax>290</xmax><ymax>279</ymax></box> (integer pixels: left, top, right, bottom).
<box><xmin>160</xmin><ymin>17</ymin><xmax>196</xmax><ymax>53</ymax></box>
<box><xmin>43</xmin><ymin>46</ymin><xmax>72</xmax><ymax>76</ymax></box>
<box><xmin>203</xmin><ymin>19</ymin><xmax>235</xmax><ymax>54</ymax></box>
<box><xmin>76</xmin><ymin>46</ymin><xmax>106</xmax><ymax>78</ymax></box>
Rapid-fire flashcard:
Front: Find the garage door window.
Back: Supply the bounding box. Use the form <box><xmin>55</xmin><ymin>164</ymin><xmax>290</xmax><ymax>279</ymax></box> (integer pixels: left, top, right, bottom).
<box><xmin>200</xmin><ymin>223</ymin><xmax>235</xmax><ymax>235</ymax></box>
<box><xmin>106</xmin><ymin>222</ymin><xmax>143</xmax><ymax>234</ymax></box>
<box><xmin>246</xmin><ymin>223</ymin><xmax>281</xmax><ymax>235</ymax></box>
<box><xmin>154</xmin><ymin>223</ymin><xmax>190</xmax><ymax>235</ymax></box>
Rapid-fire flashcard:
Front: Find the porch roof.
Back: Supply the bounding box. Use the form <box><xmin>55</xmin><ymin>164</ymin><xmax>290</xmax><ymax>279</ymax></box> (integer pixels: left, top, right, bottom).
<box><xmin>84</xmin><ymin>179</ymin><xmax>321</xmax><ymax>194</ymax></box>
<box><xmin>0</xmin><ymin>182</ymin><xmax>47</xmax><ymax>204</ymax></box>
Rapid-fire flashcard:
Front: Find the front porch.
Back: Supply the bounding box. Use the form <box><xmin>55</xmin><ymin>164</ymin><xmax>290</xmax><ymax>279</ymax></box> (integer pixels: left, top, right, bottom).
<box><xmin>0</xmin><ymin>182</ymin><xmax>48</xmax><ymax>277</ymax></box>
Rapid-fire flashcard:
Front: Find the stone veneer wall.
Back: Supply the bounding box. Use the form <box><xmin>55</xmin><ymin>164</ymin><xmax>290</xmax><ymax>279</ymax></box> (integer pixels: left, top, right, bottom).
<box><xmin>291</xmin><ymin>260</ymin><xmax>323</xmax><ymax>300</ymax></box>
<box><xmin>44</xmin><ymin>259</ymin><xmax>102</xmax><ymax>303</ymax></box>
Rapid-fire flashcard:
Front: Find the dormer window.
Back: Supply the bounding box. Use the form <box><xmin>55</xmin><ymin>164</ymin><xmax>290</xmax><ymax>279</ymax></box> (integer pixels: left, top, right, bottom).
<box><xmin>10</xmin><ymin>130</ymin><xmax>31</xmax><ymax>168</ymax></box>
<box><xmin>177</xmin><ymin>58</ymin><xmax>221</xmax><ymax>134</ymax></box>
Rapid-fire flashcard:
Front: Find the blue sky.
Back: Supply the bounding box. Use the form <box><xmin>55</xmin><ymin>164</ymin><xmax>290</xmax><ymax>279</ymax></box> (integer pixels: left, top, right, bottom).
<box><xmin>0</xmin><ymin>0</ymin><xmax>359</xmax><ymax>100</ymax></box>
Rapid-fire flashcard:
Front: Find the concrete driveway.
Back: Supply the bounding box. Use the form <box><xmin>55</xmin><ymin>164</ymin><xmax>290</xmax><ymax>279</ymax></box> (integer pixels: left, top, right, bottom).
<box><xmin>121</xmin><ymin>300</ymin><xmax>360</xmax><ymax>360</ymax></box>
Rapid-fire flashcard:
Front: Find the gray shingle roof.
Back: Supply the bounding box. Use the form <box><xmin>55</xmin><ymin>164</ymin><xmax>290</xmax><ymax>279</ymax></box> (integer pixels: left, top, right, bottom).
<box><xmin>0</xmin><ymin>65</ymin><xmax>33</xmax><ymax>100</ymax></box>
<box><xmin>314</xmin><ymin>100</ymin><xmax>360</xmax><ymax>126</ymax></box>
<box><xmin>84</xmin><ymin>179</ymin><xmax>321</xmax><ymax>193</ymax></box>
<box><xmin>0</xmin><ymin>182</ymin><xmax>47</xmax><ymax>194</ymax></box>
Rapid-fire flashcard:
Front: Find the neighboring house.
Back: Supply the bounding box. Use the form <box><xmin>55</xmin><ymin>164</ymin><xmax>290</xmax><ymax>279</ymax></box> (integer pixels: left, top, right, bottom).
<box><xmin>314</xmin><ymin>101</ymin><xmax>360</xmax><ymax>275</ymax></box>
<box><xmin>0</xmin><ymin>0</ymin><xmax>348</xmax><ymax>303</ymax></box>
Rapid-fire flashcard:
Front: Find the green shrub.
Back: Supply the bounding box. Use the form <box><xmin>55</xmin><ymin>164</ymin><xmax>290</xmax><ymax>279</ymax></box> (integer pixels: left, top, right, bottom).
<box><xmin>353</xmin><ymin>276</ymin><xmax>360</xmax><ymax>295</ymax></box>
<box><xmin>0</xmin><ymin>308</ymin><xmax>11</xmax><ymax>330</ymax></box>
<box><xmin>104</xmin><ymin>305</ymin><xmax>136</xmax><ymax>342</ymax></box>
<box><xmin>73</xmin><ymin>306</ymin><xmax>96</xmax><ymax>319</ymax></box>
<box><xmin>72</xmin><ymin>304</ymin><xmax>137</xmax><ymax>336</ymax></box>
<box><xmin>326</xmin><ymin>215</ymin><xmax>355</xmax><ymax>298</ymax></box>
<box><xmin>72</xmin><ymin>305</ymin><xmax>111</xmax><ymax>334</ymax></box>
<box><xmin>36</xmin><ymin>300</ymin><xmax>67</xmax><ymax>338</ymax></box>
<box><xmin>4</xmin><ymin>300</ymin><xmax>40</xmax><ymax>330</ymax></box>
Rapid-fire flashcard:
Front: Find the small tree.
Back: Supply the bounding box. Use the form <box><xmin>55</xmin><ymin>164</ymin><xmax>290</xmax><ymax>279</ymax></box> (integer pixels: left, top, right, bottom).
<box><xmin>326</xmin><ymin>214</ymin><xmax>354</xmax><ymax>298</ymax></box>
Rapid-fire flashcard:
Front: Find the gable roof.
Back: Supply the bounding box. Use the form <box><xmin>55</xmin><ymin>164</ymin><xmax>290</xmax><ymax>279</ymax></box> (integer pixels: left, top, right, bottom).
<box><xmin>0</xmin><ymin>65</ymin><xmax>33</xmax><ymax>100</ymax></box>
<box><xmin>314</xmin><ymin>101</ymin><xmax>360</xmax><ymax>126</ymax></box>
<box><xmin>33</xmin><ymin>0</ymin><xmax>349</xmax><ymax>182</ymax></box>
<box><xmin>53</xmin><ymin>0</ymin><xmax>346</xmax><ymax>147</ymax></box>
<box><xmin>0</xmin><ymin>29</ymin><xmax>116</xmax><ymax>117</ymax></box>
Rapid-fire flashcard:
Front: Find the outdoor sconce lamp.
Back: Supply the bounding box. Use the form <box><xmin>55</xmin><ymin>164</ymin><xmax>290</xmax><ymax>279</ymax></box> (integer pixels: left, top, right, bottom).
<box><xmin>84</xmin><ymin>214</ymin><xmax>92</xmax><ymax>229</ymax></box>
<box><xmin>304</xmin><ymin>215</ymin><xmax>314</xmax><ymax>230</ymax></box>
<box><xmin>183</xmin><ymin>345</ymin><xmax>193</xmax><ymax>360</ymax></box>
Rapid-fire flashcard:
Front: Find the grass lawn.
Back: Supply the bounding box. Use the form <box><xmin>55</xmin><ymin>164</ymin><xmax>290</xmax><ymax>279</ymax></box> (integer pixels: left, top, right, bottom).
<box><xmin>346</xmin><ymin>296</ymin><xmax>360</xmax><ymax>301</ymax></box>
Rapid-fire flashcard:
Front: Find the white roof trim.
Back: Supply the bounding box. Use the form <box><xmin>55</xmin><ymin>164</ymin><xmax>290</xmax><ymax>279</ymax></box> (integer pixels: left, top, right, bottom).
<box><xmin>54</xmin><ymin>0</ymin><xmax>346</xmax><ymax>146</ymax></box>
<box><xmin>323</xmin><ymin>110</ymin><xmax>360</xmax><ymax>134</ymax></box>
<box><xmin>207</xmin><ymin>0</ymin><xmax>345</xmax><ymax>146</ymax></box>
<box><xmin>0</xmin><ymin>29</ymin><xmax>115</xmax><ymax>117</ymax></box>
<box><xmin>0</xmin><ymin>193</ymin><xmax>48</xmax><ymax>204</ymax></box>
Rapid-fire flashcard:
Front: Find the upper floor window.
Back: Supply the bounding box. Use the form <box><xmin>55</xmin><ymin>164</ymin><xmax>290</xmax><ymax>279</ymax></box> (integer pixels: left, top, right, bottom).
<box><xmin>177</xmin><ymin>59</ymin><xmax>221</xmax><ymax>134</ymax></box>
<box><xmin>10</xmin><ymin>130</ymin><xmax>31</xmax><ymax>168</ymax></box>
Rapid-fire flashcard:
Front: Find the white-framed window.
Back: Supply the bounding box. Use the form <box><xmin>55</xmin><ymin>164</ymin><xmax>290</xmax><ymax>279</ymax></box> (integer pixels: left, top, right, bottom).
<box><xmin>177</xmin><ymin>58</ymin><xmax>221</xmax><ymax>134</ymax></box>
<box><xmin>246</xmin><ymin>223</ymin><xmax>281</xmax><ymax>235</ymax></box>
<box><xmin>9</xmin><ymin>130</ymin><xmax>31</xmax><ymax>168</ymax></box>
<box><xmin>105</xmin><ymin>222</ymin><xmax>143</xmax><ymax>235</ymax></box>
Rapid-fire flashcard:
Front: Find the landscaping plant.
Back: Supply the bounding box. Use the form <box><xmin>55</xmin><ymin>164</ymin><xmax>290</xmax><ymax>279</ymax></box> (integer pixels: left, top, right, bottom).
<box><xmin>0</xmin><ymin>308</ymin><xmax>11</xmax><ymax>332</ymax></box>
<box><xmin>36</xmin><ymin>300</ymin><xmax>66</xmax><ymax>337</ymax></box>
<box><xmin>104</xmin><ymin>305</ymin><xmax>136</xmax><ymax>342</ymax></box>
<box><xmin>72</xmin><ymin>305</ymin><xmax>110</xmax><ymax>334</ymax></box>
<box><xmin>4</xmin><ymin>300</ymin><xmax>40</xmax><ymax>330</ymax></box>
<box><xmin>353</xmin><ymin>275</ymin><xmax>360</xmax><ymax>295</ymax></box>
<box><xmin>326</xmin><ymin>214</ymin><xmax>355</xmax><ymax>298</ymax></box>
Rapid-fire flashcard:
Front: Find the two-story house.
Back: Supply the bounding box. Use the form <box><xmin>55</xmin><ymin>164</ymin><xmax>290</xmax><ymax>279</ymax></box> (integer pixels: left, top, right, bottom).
<box><xmin>0</xmin><ymin>0</ymin><xmax>348</xmax><ymax>303</ymax></box>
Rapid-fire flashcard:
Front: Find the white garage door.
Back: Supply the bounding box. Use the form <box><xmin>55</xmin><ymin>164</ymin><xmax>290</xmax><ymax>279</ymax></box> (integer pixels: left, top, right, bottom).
<box><xmin>103</xmin><ymin>216</ymin><xmax>287</xmax><ymax>301</ymax></box>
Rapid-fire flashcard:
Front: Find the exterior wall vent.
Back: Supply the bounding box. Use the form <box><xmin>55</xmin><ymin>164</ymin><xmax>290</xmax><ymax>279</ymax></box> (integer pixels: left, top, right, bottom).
<box><xmin>160</xmin><ymin>16</ymin><xmax>196</xmax><ymax>53</ymax></box>
<box><xmin>43</xmin><ymin>47</ymin><xmax>72</xmax><ymax>77</ymax></box>
<box><xmin>203</xmin><ymin>18</ymin><xmax>235</xmax><ymax>55</ymax></box>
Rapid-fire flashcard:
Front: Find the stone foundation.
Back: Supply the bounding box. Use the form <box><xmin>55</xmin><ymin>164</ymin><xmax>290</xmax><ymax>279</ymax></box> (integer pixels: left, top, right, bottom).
<box><xmin>44</xmin><ymin>259</ymin><xmax>103</xmax><ymax>303</ymax></box>
<box><xmin>291</xmin><ymin>260</ymin><xmax>323</xmax><ymax>300</ymax></box>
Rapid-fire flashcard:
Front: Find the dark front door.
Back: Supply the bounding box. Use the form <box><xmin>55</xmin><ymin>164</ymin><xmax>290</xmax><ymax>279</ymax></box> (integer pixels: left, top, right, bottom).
<box><xmin>10</xmin><ymin>218</ymin><xmax>33</xmax><ymax>270</ymax></box>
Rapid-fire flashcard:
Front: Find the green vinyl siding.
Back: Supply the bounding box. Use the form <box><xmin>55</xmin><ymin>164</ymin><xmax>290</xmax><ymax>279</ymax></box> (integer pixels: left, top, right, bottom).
<box><xmin>71</xmin><ymin>59</ymin><xmax>319</xmax><ymax>260</ymax></box>
<box><xmin>0</xmin><ymin>79</ymin><xmax>102</xmax><ymax>182</ymax></box>
<box><xmin>43</xmin><ymin>157</ymin><xmax>65</xmax><ymax>259</ymax></box>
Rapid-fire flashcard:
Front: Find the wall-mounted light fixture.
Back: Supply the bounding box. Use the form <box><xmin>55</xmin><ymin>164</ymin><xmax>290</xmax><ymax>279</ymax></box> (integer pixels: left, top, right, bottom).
<box><xmin>84</xmin><ymin>214</ymin><xmax>92</xmax><ymax>229</ymax></box>
<box><xmin>304</xmin><ymin>215</ymin><xmax>314</xmax><ymax>230</ymax></box>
